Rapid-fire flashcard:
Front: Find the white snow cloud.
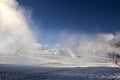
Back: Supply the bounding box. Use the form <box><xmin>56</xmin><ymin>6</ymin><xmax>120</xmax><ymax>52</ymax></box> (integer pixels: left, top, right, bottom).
<box><xmin>0</xmin><ymin>0</ymin><xmax>37</xmax><ymax>52</ymax></box>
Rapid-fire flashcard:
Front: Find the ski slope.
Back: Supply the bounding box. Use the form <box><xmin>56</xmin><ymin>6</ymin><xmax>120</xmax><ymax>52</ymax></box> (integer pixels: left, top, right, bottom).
<box><xmin>0</xmin><ymin>49</ymin><xmax>118</xmax><ymax>68</ymax></box>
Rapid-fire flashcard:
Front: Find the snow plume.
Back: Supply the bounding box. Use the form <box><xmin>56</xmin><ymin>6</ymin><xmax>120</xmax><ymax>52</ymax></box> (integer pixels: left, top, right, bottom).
<box><xmin>57</xmin><ymin>33</ymin><xmax>120</xmax><ymax>58</ymax></box>
<box><xmin>0</xmin><ymin>0</ymin><xmax>36</xmax><ymax>53</ymax></box>
<box><xmin>1</xmin><ymin>0</ymin><xmax>120</xmax><ymax>67</ymax></box>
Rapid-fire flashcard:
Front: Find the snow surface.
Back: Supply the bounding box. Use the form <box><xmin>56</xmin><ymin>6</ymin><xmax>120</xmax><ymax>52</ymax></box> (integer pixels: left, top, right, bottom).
<box><xmin>0</xmin><ymin>64</ymin><xmax>120</xmax><ymax>80</ymax></box>
<box><xmin>0</xmin><ymin>49</ymin><xmax>119</xmax><ymax>68</ymax></box>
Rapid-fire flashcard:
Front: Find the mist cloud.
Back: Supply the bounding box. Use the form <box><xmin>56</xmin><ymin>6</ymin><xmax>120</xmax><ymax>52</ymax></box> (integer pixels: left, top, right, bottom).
<box><xmin>1</xmin><ymin>0</ymin><xmax>120</xmax><ymax>67</ymax></box>
<box><xmin>0</xmin><ymin>0</ymin><xmax>36</xmax><ymax>52</ymax></box>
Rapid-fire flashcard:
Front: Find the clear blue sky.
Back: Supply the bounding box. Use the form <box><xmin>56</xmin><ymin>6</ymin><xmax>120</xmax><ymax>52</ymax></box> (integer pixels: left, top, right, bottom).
<box><xmin>18</xmin><ymin>0</ymin><xmax>120</xmax><ymax>45</ymax></box>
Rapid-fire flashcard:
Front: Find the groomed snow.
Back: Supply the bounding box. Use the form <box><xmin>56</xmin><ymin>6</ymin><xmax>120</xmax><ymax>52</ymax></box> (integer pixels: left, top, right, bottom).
<box><xmin>0</xmin><ymin>50</ymin><xmax>119</xmax><ymax>68</ymax></box>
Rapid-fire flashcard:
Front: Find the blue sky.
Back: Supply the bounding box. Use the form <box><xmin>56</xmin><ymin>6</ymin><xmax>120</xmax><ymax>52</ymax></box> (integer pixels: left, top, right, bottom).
<box><xmin>18</xmin><ymin>0</ymin><xmax>120</xmax><ymax>45</ymax></box>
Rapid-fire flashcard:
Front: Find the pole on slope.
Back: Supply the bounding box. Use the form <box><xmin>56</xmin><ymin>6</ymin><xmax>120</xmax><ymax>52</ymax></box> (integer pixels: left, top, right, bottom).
<box><xmin>114</xmin><ymin>54</ymin><xmax>117</xmax><ymax>65</ymax></box>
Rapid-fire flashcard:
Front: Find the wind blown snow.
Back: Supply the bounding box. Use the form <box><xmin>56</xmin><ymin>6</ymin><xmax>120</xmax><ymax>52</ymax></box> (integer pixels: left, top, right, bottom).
<box><xmin>0</xmin><ymin>0</ymin><xmax>36</xmax><ymax>53</ymax></box>
<box><xmin>0</xmin><ymin>0</ymin><xmax>120</xmax><ymax>67</ymax></box>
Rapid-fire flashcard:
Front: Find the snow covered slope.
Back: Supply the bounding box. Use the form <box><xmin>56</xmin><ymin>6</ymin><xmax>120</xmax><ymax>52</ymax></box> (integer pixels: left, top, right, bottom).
<box><xmin>0</xmin><ymin>64</ymin><xmax>120</xmax><ymax>80</ymax></box>
<box><xmin>0</xmin><ymin>49</ymin><xmax>118</xmax><ymax>68</ymax></box>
